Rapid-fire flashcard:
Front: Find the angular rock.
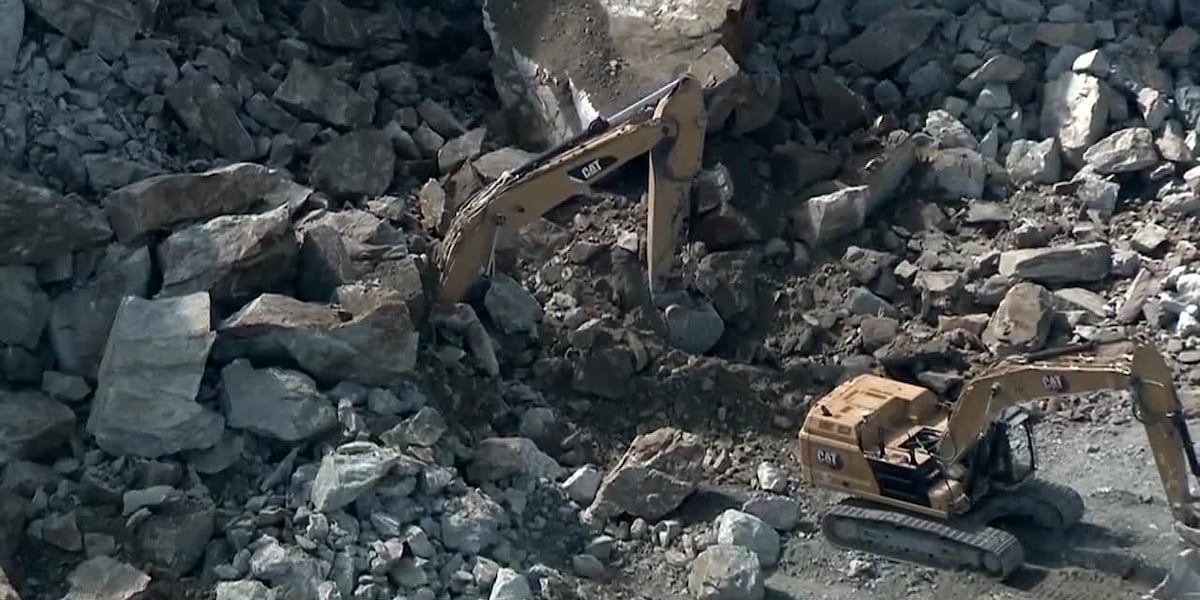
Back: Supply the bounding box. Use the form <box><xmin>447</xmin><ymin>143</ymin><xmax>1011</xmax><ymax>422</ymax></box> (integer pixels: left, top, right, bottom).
<box><xmin>957</xmin><ymin>54</ymin><xmax>1025</xmax><ymax>94</ymax></box>
<box><xmin>792</xmin><ymin>133</ymin><xmax>925</xmax><ymax>245</ymax></box>
<box><xmin>220</xmin><ymin>359</ymin><xmax>337</xmax><ymax>443</ymax></box>
<box><xmin>998</xmin><ymin>242</ymin><xmax>1112</xmax><ymax>285</ymax></box>
<box><xmin>48</xmin><ymin>245</ymin><xmax>152</xmax><ymax>378</ymax></box>
<box><xmin>216</xmin><ymin>581</ymin><xmax>272</xmax><ymax>600</ymax></box>
<box><xmin>925</xmin><ymin>148</ymin><xmax>986</xmax><ymax>198</ymax></box>
<box><xmin>156</xmin><ymin>205</ymin><xmax>299</xmax><ymax>306</ymax></box>
<box><xmin>589</xmin><ymin>427</ymin><xmax>704</xmax><ymax>521</ymax></box>
<box><xmin>924</xmin><ymin>109</ymin><xmax>977</xmax><ymax>150</ymax></box>
<box><xmin>715</xmin><ymin>509</ymin><xmax>780</xmax><ymax>567</ymax></box>
<box><xmin>481</xmin><ymin>0</ymin><xmax>753</xmax><ymax>148</ymax></box>
<box><xmin>0</xmin><ymin>266</ymin><xmax>48</xmax><ymax>350</ymax></box>
<box><xmin>1041</xmin><ymin>72</ymin><xmax>1109</xmax><ymax>165</ymax></box>
<box><xmin>311</xmin><ymin>441</ymin><xmax>400</xmax><ymax>512</ymax></box>
<box><xmin>1005</xmin><ymin>138</ymin><xmax>1062</xmax><ymax>185</ymax></box>
<box><xmin>310</xmin><ymin>130</ymin><xmax>395</xmax><ymax>199</ymax></box>
<box><xmin>0</xmin><ymin>0</ymin><xmax>23</xmax><ymax>77</ymax></box>
<box><xmin>983</xmin><ymin>282</ymin><xmax>1055</xmax><ymax>355</ymax></box>
<box><xmin>466</xmin><ymin>438</ymin><xmax>565</xmax><ymax>484</ymax></box>
<box><xmin>273</xmin><ymin>60</ymin><xmax>374</xmax><ymax>129</ymax></box>
<box><xmin>1082</xmin><ymin>127</ymin><xmax>1160</xmax><ymax>174</ymax></box>
<box><xmin>0</xmin><ymin>173</ymin><xmax>113</xmax><ymax>265</ymax></box>
<box><xmin>687</xmin><ymin>544</ymin><xmax>764</xmax><ymax>600</ymax></box>
<box><xmin>299</xmin><ymin>0</ymin><xmax>370</xmax><ymax>48</ymax></box>
<box><xmin>490</xmin><ymin>568</ymin><xmax>532</xmax><ymax>600</ymax></box>
<box><xmin>165</xmin><ymin>74</ymin><xmax>258</xmax><ymax>161</ymax></box>
<box><xmin>0</xmin><ymin>391</ymin><xmax>75</xmax><ymax>462</ymax></box>
<box><xmin>86</xmin><ymin>293</ymin><xmax>225</xmax><ymax>459</ymax></box>
<box><xmin>25</xmin><ymin>0</ymin><xmax>144</xmax><ymax>61</ymax></box>
<box><xmin>62</xmin><ymin>556</ymin><xmax>150</xmax><ymax>600</ymax></box>
<box><xmin>102</xmin><ymin>162</ymin><xmax>294</xmax><ymax>242</ymax></box>
<box><xmin>484</xmin><ymin>273</ymin><xmax>543</xmax><ymax>335</ymax></box>
<box><xmin>438</xmin><ymin>127</ymin><xmax>487</xmax><ymax>175</ymax></box>
<box><xmin>380</xmin><ymin>406</ymin><xmax>447</xmax><ymax>447</ymax></box>
<box><xmin>418</xmin><ymin>98</ymin><xmax>467</xmax><ymax>139</ymax></box>
<box><xmin>664</xmin><ymin>298</ymin><xmax>725</xmax><ymax>354</ymax></box>
<box><xmin>132</xmin><ymin>495</ymin><xmax>215</xmax><ymax>576</ymax></box>
<box><xmin>441</xmin><ymin>488</ymin><xmax>507</xmax><ymax>554</ymax></box>
<box><xmin>249</xmin><ymin>539</ymin><xmax>324</xmax><ymax>599</ymax></box>
<box><xmin>741</xmin><ymin>493</ymin><xmax>802</xmax><ymax>531</ymax></box>
<box><xmin>563</xmin><ymin>466</ymin><xmax>603</xmax><ymax>505</ymax></box>
<box><xmin>214</xmin><ymin>291</ymin><xmax>419</xmax><ymax>386</ymax></box>
<box><xmin>830</xmin><ymin>9</ymin><xmax>946</xmax><ymax>73</ymax></box>
<box><xmin>297</xmin><ymin>225</ymin><xmax>354</xmax><ymax>302</ymax></box>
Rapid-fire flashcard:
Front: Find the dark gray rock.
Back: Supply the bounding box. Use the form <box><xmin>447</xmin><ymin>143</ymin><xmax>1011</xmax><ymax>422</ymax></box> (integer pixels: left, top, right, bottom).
<box><xmin>25</xmin><ymin>0</ymin><xmax>145</xmax><ymax>61</ymax></box>
<box><xmin>133</xmin><ymin>496</ymin><xmax>215</xmax><ymax>576</ymax></box>
<box><xmin>311</xmin><ymin>441</ymin><xmax>400</xmax><ymax>512</ymax></box>
<box><xmin>998</xmin><ymin>242</ymin><xmax>1112</xmax><ymax>285</ymax></box>
<box><xmin>156</xmin><ymin>205</ymin><xmax>299</xmax><ymax>306</ymax></box>
<box><xmin>0</xmin><ymin>390</ymin><xmax>75</xmax><ymax>462</ymax></box>
<box><xmin>0</xmin><ymin>266</ymin><xmax>48</xmax><ymax>350</ymax></box>
<box><xmin>102</xmin><ymin>162</ymin><xmax>292</xmax><ymax>242</ymax></box>
<box><xmin>0</xmin><ymin>173</ymin><xmax>113</xmax><ymax>265</ymax></box>
<box><xmin>273</xmin><ymin>60</ymin><xmax>374</xmax><ymax>129</ymax></box>
<box><xmin>0</xmin><ymin>0</ymin><xmax>22</xmax><ymax>77</ymax></box>
<box><xmin>86</xmin><ymin>292</ymin><xmax>225</xmax><ymax>459</ymax></box>
<box><xmin>165</xmin><ymin>74</ymin><xmax>258</xmax><ymax>161</ymax></box>
<box><xmin>309</xmin><ymin>130</ymin><xmax>395</xmax><ymax>198</ymax></box>
<box><xmin>440</xmin><ymin>489</ymin><xmax>507</xmax><ymax>554</ymax></box>
<box><xmin>48</xmin><ymin>245</ymin><xmax>152</xmax><ymax>378</ymax></box>
<box><xmin>220</xmin><ymin>359</ymin><xmax>337</xmax><ymax>443</ymax></box>
<box><xmin>214</xmin><ymin>290</ymin><xmax>419</xmax><ymax>386</ymax></box>
<box><xmin>299</xmin><ymin>0</ymin><xmax>370</xmax><ymax>48</ymax></box>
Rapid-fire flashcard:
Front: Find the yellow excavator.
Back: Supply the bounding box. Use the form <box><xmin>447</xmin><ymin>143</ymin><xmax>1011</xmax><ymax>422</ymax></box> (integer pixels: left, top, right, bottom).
<box><xmin>432</xmin><ymin>75</ymin><xmax>707</xmax><ymax>306</ymax></box>
<box><xmin>797</xmin><ymin>336</ymin><xmax>1200</xmax><ymax>582</ymax></box>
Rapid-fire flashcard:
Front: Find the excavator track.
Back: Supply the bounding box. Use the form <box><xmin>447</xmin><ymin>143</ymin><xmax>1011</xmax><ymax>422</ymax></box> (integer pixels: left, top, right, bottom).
<box><xmin>969</xmin><ymin>478</ymin><xmax>1086</xmax><ymax>531</ymax></box>
<box><xmin>822</xmin><ymin>498</ymin><xmax>1026</xmax><ymax>579</ymax></box>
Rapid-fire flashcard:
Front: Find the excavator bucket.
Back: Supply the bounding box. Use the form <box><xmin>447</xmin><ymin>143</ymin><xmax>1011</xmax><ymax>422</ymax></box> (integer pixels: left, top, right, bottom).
<box><xmin>1152</xmin><ymin>547</ymin><xmax>1200</xmax><ymax>599</ymax></box>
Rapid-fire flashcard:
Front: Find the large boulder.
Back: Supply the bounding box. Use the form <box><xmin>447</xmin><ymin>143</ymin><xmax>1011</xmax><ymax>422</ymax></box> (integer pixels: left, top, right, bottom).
<box><xmin>480</xmin><ymin>0</ymin><xmax>758</xmax><ymax>149</ymax></box>
<box><xmin>86</xmin><ymin>292</ymin><xmax>225</xmax><ymax>459</ymax></box>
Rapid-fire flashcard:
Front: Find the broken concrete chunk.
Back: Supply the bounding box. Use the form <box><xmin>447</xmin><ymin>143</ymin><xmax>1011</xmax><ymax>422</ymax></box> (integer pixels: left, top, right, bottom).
<box><xmin>214</xmin><ymin>291</ymin><xmax>419</xmax><ymax>386</ymax></box>
<box><xmin>0</xmin><ymin>173</ymin><xmax>113</xmax><ymax>265</ymax></box>
<box><xmin>273</xmin><ymin>60</ymin><xmax>374</xmax><ymax>129</ymax></box>
<box><xmin>86</xmin><ymin>293</ymin><xmax>225</xmax><ymax>459</ymax></box>
<box><xmin>156</xmin><ymin>205</ymin><xmax>299</xmax><ymax>306</ymax></box>
<box><xmin>309</xmin><ymin>130</ymin><xmax>395</xmax><ymax>199</ymax></box>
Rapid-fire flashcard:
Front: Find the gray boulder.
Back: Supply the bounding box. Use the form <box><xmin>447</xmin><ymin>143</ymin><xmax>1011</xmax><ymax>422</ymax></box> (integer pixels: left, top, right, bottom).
<box><xmin>687</xmin><ymin>544</ymin><xmax>764</xmax><ymax>600</ymax></box>
<box><xmin>219</xmin><ymin>360</ymin><xmax>338</xmax><ymax>443</ymax></box>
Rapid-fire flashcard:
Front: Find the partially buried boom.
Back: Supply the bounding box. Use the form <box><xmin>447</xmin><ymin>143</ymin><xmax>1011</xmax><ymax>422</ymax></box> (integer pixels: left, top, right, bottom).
<box><xmin>433</xmin><ymin>75</ymin><xmax>707</xmax><ymax>306</ymax></box>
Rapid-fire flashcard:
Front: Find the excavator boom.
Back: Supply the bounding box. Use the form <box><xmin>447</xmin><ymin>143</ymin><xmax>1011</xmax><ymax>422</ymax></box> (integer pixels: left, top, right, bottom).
<box><xmin>433</xmin><ymin>75</ymin><xmax>707</xmax><ymax>305</ymax></box>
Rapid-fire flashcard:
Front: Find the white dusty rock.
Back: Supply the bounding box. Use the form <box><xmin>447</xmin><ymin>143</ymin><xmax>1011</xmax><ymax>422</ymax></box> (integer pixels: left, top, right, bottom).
<box><xmin>715</xmin><ymin>509</ymin><xmax>780</xmax><ymax>567</ymax></box>
<box><xmin>86</xmin><ymin>292</ymin><xmax>225</xmax><ymax>459</ymax></box>
<box><xmin>310</xmin><ymin>441</ymin><xmax>401</xmax><ymax>512</ymax></box>
<box><xmin>489</xmin><ymin>568</ymin><xmax>533</xmax><ymax>600</ymax></box>
<box><xmin>688</xmin><ymin>544</ymin><xmax>764</xmax><ymax>600</ymax></box>
<box><xmin>562</xmin><ymin>465</ymin><xmax>603</xmax><ymax>504</ymax></box>
<box><xmin>983</xmin><ymin>282</ymin><xmax>1056</xmax><ymax>356</ymax></box>
<box><xmin>1040</xmin><ymin>72</ymin><xmax>1109</xmax><ymax>166</ymax></box>
<box><xmin>1082</xmin><ymin>127</ymin><xmax>1161</xmax><ymax>174</ymax></box>
<box><xmin>1005</xmin><ymin>138</ymin><xmax>1062</xmax><ymax>185</ymax></box>
<box><xmin>588</xmin><ymin>427</ymin><xmax>706</xmax><ymax>521</ymax></box>
<box><xmin>62</xmin><ymin>556</ymin><xmax>150</xmax><ymax>600</ymax></box>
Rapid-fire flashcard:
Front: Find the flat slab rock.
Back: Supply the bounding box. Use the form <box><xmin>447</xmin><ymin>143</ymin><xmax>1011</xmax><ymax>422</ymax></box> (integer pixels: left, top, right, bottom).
<box><xmin>213</xmin><ymin>291</ymin><xmax>419</xmax><ymax>386</ymax></box>
<box><xmin>481</xmin><ymin>0</ymin><xmax>755</xmax><ymax>148</ymax></box>
<box><xmin>86</xmin><ymin>292</ymin><xmax>225</xmax><ymax>459</ymax></box>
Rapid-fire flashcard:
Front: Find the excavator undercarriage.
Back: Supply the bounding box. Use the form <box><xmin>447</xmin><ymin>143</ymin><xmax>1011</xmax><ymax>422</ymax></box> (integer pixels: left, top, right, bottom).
<box><xmin>797</xmin><ymin>336</ymin><xmax>1200</xmax><ymax>587</ymax></box>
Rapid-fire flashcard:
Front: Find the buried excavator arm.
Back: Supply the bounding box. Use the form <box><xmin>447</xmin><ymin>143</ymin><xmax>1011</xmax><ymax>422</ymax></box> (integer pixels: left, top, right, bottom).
<box><xmin>935</xmin><ymin>337</ymin><xmax>1200</xmax><ymax>539</ymax></box>
<box><xmin>433</xmin><ymin>75</ymin><xmax>707</xmax><ymax>306</ymax></box>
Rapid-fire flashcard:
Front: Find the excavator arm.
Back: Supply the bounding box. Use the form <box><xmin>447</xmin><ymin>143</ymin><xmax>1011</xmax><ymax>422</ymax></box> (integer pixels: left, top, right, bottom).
<box><xmin>937</xmin><ymin>337</ymin><xmax>1200</xmax><ymax>533</ymax></box>
<box><xmin>434</xmin><ymin>75</ymin><xmax>707</xmax><ymax>306</ymax></box>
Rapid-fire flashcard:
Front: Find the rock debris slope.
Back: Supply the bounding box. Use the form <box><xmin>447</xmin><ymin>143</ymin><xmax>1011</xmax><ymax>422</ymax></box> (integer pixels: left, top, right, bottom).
<box><xmin>0</xmin><ymin>0</ymin><xmax>1199</xmax><ymax>600</ymax></box>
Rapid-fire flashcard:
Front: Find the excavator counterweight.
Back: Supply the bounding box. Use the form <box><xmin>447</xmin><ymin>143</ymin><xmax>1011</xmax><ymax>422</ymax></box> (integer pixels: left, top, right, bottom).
<box><xmin>432</xmin><ymin>75</ymin><xmax>707</xmax><ymax>306</ymax></box>
<box><xmin>797</xmin><ymin>335</ymin><xmax>1200</xmax><ymax>588</ymax></box>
